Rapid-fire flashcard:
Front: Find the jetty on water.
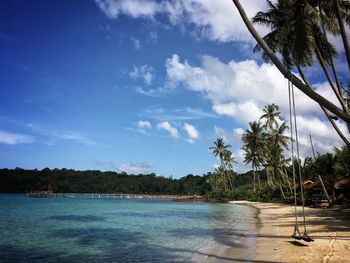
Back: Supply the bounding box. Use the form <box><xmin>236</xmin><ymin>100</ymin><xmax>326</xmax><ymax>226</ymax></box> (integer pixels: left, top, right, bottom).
<box><xmin>26</xmin><ymin>184</ymin><xmax>54</xmax><ymax>198</ymax></box>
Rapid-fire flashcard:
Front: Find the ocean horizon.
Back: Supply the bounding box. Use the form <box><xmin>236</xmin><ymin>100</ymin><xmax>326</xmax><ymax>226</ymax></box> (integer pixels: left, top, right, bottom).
<box><xmin>0</xmin><ymin>194</ymin><xmax>258</xmax><ymax>262</ymax></box>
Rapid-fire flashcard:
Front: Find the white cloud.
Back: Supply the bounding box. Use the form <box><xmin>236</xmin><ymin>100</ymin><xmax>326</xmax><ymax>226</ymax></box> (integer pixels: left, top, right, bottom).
<box><xmin>119</xmin><ymin>162</ymin><xmax>153</xmax><ymax>174</ymax></box>
<box><xmin>135</xmin><ymin>120</ymin><xmax>152</xmax><ymax>134</ymax></box>
<box><xmin>26</xmin><ymin>123</ymin><xmax>96</xmax><ymax>146</ymax></box>
<box><xmin>165</xmin><ymin>54</ymin><xmax>341</xmax><ymax>123</ymax></box>
<box><xmin>129</xmin><ymin>65</ymin><xmax>153</xmax><ymax>85</ymax></box>
<box><xmin>212</xmin><ymin>101</ymin><xmax>263</xmax><ymax>124</ymax></box>
<box><xmin>0</xmin><ymin>130</ymin><xmax>34</xmax><ymax>145</ymax></box>
<box><xmin>55</xmin><ymin>131</ymin><xmax>97</xmax><ymax>146</ymax></box>
<box><xmin>157</xmin><ymin>121</ymin><xmax>180</xmax><ymax>139</ymax></box>
<box><xmin>149</xmin><ymin>31</ymin><xmax>158</xmax><ymax>43</ymax></box>
<box><xmin>142</xmin><ymin>106</ymin><xmax>216</xmax><ymax>121</ymax></box>
<box><xmin>95</xmin><ymin>0</ymin><xmax>269</xmax><ymax>44</ymax></box>
<box><xmin>183</xmin><ymin>123</ymin><xmax>199</xmax><ymax>141</ymax></box>
<box><xmin>214</xmin><ymin>126</ymin><xmax>244</xmax><ymax>147</ymax></box>
<box><xmin>95</xmin><ymin>0</ymin><xmax>159</xmax><ymax>19</ymax></box>
<box><xmin>130</xmin><ymin>37</ymin><xmax>141</xmax><ymax>49</ymax></box>
<box><xmin>137</xmin><ymin>120</ymin><xmax>152</xmax><ymax>129</ymax></box>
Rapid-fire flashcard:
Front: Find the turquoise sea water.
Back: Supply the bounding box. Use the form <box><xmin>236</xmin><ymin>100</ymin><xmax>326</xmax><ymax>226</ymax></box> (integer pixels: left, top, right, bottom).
<box><xmin>0</xmin><ymin>194</ymin><xmax>257</xmax><ymax>262</ymax></box>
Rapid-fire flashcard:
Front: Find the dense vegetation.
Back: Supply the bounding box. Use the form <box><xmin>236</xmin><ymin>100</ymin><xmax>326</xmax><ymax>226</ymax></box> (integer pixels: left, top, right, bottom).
<box><xmin>0</xmin><ymin>168</ymin><xmax>210</xmax><ymax>195</ymax></box>
<box><xmin>206</xmin><ymin>103</ymin><xmax>350</xmax><ymax>203</ymax></box>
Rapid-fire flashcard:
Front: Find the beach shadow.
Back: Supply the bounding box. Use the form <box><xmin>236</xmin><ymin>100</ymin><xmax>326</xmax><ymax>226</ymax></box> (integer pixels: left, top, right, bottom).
<box><xmin>166</xmin><ymin>247</ymin><xmax>277</xmax><ymax>263</ymax></box>
<box><xmin>286</xmin><ymin>240</ymin><xmax>309</xmax><ymax>247</ymax></box>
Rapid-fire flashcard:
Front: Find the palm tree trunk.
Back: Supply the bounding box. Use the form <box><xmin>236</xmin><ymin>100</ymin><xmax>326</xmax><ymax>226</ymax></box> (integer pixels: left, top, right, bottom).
<box><xmin>231</xmin><ymin>0</ymin><xmax>350</xmax><ymax>123</ymax></box>
<box><xmin>256</xmin><ymin>165</ymin><xmax>261</xmax><ymax>189</ymax></box>
<box><xmin>333</xmin><ymin>0</ymin><xmax>350</xmax><ymax>71</ymax></box>
<box><xmin>252</xmin><ymin>167</ymin><xmax>256</xmax><ymax>192</ymax></box>
<box><xmin>315</xmin><ymin>46</ymin><xmax>349</xmax><ymax>113</ymax></box>
<box><xmin>296</xmin><ymin>65</ymin><xmax>350</xmax><ymax>146</ymax></box>
<box><xmin>284</xmin><ymin>166</ymin><xmax>293</xmax><ymax>195</ymax></box>
<box><xmin>228</xmin><ymin>171</ymin><xmax>235</xmax><ymax>191</ymax></box>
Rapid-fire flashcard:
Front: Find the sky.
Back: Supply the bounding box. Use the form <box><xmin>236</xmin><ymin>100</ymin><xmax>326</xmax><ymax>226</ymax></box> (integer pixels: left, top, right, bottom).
<box><xmin>0</xmin><ymin>0</ymin><xmax>349</xmax><ymax>178</ymax></box>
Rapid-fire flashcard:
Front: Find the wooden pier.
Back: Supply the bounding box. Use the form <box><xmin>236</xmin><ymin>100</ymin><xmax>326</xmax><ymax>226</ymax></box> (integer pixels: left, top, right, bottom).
<box><xmin>27</xmin><ymin>191</ymin><xmax>53</xmax><ymax>198</ymax></box>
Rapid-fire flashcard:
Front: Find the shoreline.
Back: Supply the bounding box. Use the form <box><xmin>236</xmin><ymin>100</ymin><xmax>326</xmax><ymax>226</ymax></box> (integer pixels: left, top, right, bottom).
<box><xmin>228</xmin><ymin>201</ymin><xmax>350</xmax><ymax>263</ymax></box>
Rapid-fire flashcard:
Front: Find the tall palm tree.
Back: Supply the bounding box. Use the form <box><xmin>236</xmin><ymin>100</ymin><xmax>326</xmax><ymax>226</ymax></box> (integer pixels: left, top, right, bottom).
<box><xmin>251</xmin><ymin>0</ymin><xmax>350</xmax><ymax>145</ymax></box>
<box><xmin>209</xmin><ymin>138</ymin><xmax>232</xmax><ymax>190</ymax></box>
<box><xmin>231</xmin><ymin>0</ymin><xmax>350</xmax><ymax>126</ymax></box>
<box><xmin>210</xmin><ymin>138</ymin><xmax>231</xmax><ymax>167</ymax></box>
<box><xmin>242</xmin><ymin>121</ymin><xmax>266</xmax><ymax>191</ymax></box>
<box><xmin>223</xmin><ymin>150</ymin><xmax>237</xmax><ymax>191</ymax></box>
<box><xmin>264</xmin><ymin>122</ymin><xmax>290</xmax><ymax>196</ymax></box>
<box><xmin>260</xmin><ymin>103</ymin><xmax>281</xmax><ymax>130</ymax></box>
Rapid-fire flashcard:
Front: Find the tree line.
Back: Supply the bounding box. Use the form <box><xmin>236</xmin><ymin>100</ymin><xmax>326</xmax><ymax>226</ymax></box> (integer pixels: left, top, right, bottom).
<box><xmin>0</xmin><ymin>168</ymin><xmax>211</xmax><ymax>195</ymax></box>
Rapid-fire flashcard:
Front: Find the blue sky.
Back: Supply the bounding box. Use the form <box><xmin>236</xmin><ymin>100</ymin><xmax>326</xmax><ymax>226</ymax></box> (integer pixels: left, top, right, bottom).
<box><xmin>0</xmin><ymin>0</ymin><xmax>348</xmax><ymax>177</ymax></box>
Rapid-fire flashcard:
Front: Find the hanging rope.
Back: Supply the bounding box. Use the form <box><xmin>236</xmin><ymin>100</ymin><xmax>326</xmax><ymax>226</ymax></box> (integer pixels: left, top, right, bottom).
<box><xmin>288</xmin><ymin>79</ymin><xmax>314</xmax><ymax>242</ymax></box>
<box><xmin>288</xmin><ymin>80</ymin><xmax>301</xmax><ymax>240</ymax></box>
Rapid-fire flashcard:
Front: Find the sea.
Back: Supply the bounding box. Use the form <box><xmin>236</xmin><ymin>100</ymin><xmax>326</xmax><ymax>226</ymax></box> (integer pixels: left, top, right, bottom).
<box><xmin>0</xmin><ymin>194</ymin><xmax>258</xmax><ymax>262</ymax></box>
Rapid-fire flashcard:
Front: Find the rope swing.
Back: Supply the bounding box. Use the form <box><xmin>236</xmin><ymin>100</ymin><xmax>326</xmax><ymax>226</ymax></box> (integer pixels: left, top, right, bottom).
<box><xmin>288</xmin><ymin>80</ymin><xmax>314</xmax><ymax>242</ymax></box>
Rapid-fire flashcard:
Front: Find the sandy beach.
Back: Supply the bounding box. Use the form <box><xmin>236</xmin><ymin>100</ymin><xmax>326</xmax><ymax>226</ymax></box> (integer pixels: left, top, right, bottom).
<box><xmin>224</xmin><ymin>201</ymin><xmax>350</xmax><ymax>263</ymax></box>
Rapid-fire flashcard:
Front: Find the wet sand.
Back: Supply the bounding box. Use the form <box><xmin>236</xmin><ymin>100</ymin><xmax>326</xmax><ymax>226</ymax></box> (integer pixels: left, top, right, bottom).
<box><xmin>228</xmin><ymin>201</ymin><xmax>350</xmax><ymax>263</ymax></box>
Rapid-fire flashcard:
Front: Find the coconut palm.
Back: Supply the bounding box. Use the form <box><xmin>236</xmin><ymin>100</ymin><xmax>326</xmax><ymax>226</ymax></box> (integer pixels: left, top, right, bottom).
<box><xmin>251</xmin><ymin>0</ymin><xmax>350</xmax><ymax>145</ymax></box>
<box><xmin>223</xmin><ymin>150</ymin><xmax>237</xmax><ymax>191</ymax></box>
<box><xmin>242</xmin><ymin>121</ymin><xmax>266</xmax><ymax>191</ymax></box>
<box><xmin>264</xmin><ymin>122</ymin><xmax>290</xmax><ymax>196</ymax></box>
<box><xmin>209</xmin><ymin>138</ymin><xmax>232</xmax><ymax>190</ymax></box>
<box><xmin>260</xmin><ymin>103</ymin><xmax>281</xmax><ymax>130</ymax></box>
<box><xmin>231</xmin><ymin>0</ymin><xmax>350</xmax><ymax>127</ymax></box>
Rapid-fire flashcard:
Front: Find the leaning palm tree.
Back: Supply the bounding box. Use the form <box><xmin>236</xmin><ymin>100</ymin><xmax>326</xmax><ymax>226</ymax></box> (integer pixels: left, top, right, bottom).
<box><xmin>231</xmin><ymin>0</ymin><xmax>350</xmax><ymax>136</ymax></box>
<box><xmin>251</xmin><ymin>0</ymin><xmax>350</xmax><ymax>145</ymax></box>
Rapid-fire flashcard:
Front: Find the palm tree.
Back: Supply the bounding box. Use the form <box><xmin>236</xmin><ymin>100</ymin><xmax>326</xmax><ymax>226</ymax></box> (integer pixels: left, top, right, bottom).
<box><xmin>264</xmin><ymin>122</ymin><xmax>290</xmax><ymax>197</ymax></box>
<box><xmin>251</xmin><ymin>0</ymin><xmax>350</xmax><ymax>144</ymax></box>
<box><xmin>209</xmin><ymin>138</ymin><xmax>232</xmax><ymax>190</ymax></box>
<box><xmin>223</xmin><ymin>150</ymin><xmax>237</xmax><ymax>191</ymax></box>
<box><xmin>242</xmin><ymin>121</ymin><xmax>266</xmax><ymax>191</ymax></box>
<box><xmin>260</xmin><ymin>103</ymin><xmax>280</xmax><ymax>130</ymax></box>
<box><xmin>231</xmin><ymin>0</ymin><xmax>350</xmax><ymax>126</ymax></box>
<box><xmin>210</xmin><ymin>138</ymin><xmax>231</xmax><ymax>166</ymax></box>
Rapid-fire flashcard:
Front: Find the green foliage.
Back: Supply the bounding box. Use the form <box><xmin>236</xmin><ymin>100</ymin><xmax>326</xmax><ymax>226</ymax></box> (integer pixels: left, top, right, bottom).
<box><xmin>0</xmin><ymin>168</ymin><xmax>210</xmax><ymax>195</ymax></box>
<box><xmin>233</xmin><ymin>183</ymin><xmax>282</xmax><ymax>203</ymax></box>
<box><xmin>205</xmin><ymin>189</ymin><xmax>235</xmax><ymax>201</ymax></box>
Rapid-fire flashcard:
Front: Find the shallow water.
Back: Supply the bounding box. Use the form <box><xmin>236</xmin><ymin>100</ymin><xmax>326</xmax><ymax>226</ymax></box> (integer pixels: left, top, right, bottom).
<box><xmin>0</xmin><ymin>194</ymin><xmax>257</xmax><ymax>262</ymax></box>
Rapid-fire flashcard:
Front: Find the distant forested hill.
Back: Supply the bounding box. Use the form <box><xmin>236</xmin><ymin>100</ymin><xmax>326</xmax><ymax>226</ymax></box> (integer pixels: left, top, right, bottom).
<box><xmin>0</xmin><ymin>168</ymin><xmax>211</xmax><ymax>195</ymax></box>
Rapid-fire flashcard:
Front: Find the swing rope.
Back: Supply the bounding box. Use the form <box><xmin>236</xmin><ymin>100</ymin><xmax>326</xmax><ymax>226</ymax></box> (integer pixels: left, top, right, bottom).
<box><xmin>288</xmin><ymin>79</ymin><xmax>314</xmax><ymax>242</ymax></box>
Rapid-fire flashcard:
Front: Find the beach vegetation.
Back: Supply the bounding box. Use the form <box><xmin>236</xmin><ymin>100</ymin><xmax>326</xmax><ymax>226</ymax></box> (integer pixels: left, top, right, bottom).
<box><xmin>232</xmin><ymin>0</ymin><xmax>350</xmax><ymax>146</ymax></box>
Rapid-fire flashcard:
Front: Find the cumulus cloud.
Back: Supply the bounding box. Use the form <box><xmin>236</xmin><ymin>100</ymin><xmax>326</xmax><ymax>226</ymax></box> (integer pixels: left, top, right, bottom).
<box><xmin>157</xmin><ymin>121</ymin><xmax>180</xmax><ymax>139</ymax></box>
<box><xmin>119</xmin><ymin>162</ymin><xmax>153</xmax><ymax>174</ymax></box>
<box><xmin>183</xmin><ymin>123</ymin><xmax>199</xmax><ymax>142</ymax></box>
<box><xmin>95</xmin><ymin>0</ymin><xmax>269</xmax><ymax>44</ymax></box>
<box><xmin>0</xmin><ymin>130</ymin><xmax>34</xmax><ymax>145</ymax></box>
<box><xmin>165</xmin><ymin>54</ymin><xmax>338</xmax><ymax>123</ymax></box>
